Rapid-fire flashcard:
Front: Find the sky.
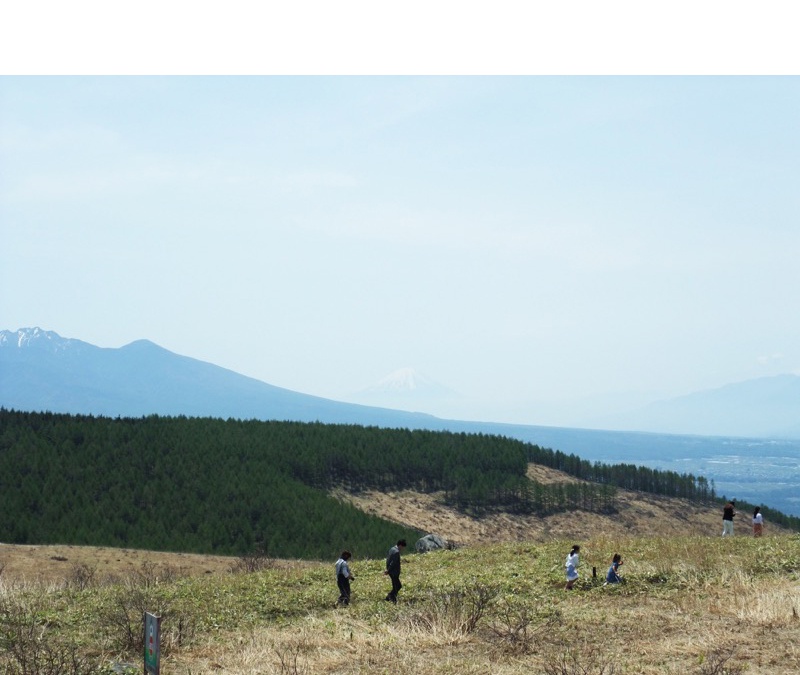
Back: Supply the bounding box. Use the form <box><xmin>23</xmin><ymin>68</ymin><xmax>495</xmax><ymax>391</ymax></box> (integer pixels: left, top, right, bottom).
<box><xmin>2</xmin><ymin>6</ymin><xmax>799</xmax><ymax>427</ymax></box>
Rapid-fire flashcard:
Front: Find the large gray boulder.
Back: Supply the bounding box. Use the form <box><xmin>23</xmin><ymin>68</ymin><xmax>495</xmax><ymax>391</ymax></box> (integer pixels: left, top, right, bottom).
<box><xmin>415</xmin><ymin>533</ymin><xmax>448</xmax><ymax>553</ymax></box>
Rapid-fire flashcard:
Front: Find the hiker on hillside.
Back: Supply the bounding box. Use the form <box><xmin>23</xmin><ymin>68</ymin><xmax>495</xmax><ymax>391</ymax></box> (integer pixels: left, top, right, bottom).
<box><xmin>564</xmin><ymin>544</ymin><xmax>580</xmax><ymax>590</ymax></box>
<box><xmin>335</xmin><ymin>550</ymin><xmax>355</xmax><ymax>606</ymax></box>
<box><xmin>722</xmin><ymin>500</ymin><xmax>736</xmax><ymax>536</ymax></box>
<box><xmin>752</xmin><ymin>507</ymin><xmax>764</xmax><ymax>537</ymax></box>
<box><xmin>384</xmin><ymin>539</ymin><xmax>406</xmax><ymax>603</ymax></box>
<box><xmin>605</xmin><ymin>553</ymin><xmax>623</xmax><ymax>584</ymax></box>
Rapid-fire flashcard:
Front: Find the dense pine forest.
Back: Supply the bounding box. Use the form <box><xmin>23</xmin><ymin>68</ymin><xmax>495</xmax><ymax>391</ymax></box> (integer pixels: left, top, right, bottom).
<box><xmin>1</xmin><ymin>409</ymin><xmax>797</xmax><ymax>559</ymax></box>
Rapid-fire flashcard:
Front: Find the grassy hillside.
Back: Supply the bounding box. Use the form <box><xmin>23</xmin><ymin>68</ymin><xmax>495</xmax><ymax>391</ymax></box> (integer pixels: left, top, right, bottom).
<box><xmin>2</xmin><ymin>532</ymin><xmax>799</xmax><ymax>674</ymax></box>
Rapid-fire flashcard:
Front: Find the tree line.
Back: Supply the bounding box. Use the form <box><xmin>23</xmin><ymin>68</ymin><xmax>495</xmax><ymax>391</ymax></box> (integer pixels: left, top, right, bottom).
<box><xmin>0</xmin><ymin>409</ymin><xmax>797</xmax><ymax>559</ymax></box>
<box><xmin>526</xmin><ymin>445</ymin><xmax>716</xmax><ymax>500</ymax></box>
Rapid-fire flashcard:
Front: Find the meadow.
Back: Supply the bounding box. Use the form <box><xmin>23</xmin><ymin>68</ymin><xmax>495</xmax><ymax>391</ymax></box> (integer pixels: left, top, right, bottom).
<box><xmin>2</xmin><ymin>533</ymin><xmax>799</xmax><ymax>674</ymax></box>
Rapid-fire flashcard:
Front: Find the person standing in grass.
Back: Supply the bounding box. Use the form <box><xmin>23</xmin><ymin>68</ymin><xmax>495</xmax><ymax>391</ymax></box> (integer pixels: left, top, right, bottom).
<box><xmin>752</xmin><ymin>507</ymin><xmax>764</xmax><ymax>537</ymax></box>
<box><xmin>384</xmin><ymin>539</ymin><xmax>406</xmax><ymax>603</ymax></box>
<box><xmin>564</xmin><ymin>544</ymin><xmax>580</xmax><ymax>590</ymax></box>
<box><xmin>605</xmin><ymin>553</ymin><xmax>623</xmax><ymax>584</ymax></box>
<box><xmin>335</xmin><ymin>551</ymin><xmax>354</xmax><ymax>606</ymax></box>
<box><xmin>722</xmin><ymin>500</ymin><xmax>736</xmax><ymax>536</ymax></box>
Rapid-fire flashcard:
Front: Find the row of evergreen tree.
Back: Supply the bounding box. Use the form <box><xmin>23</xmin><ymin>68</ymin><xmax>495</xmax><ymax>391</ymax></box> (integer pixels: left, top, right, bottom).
<box><xmin>1</xmin><ymin>409</ymin><xmax>797</xmax><ymax>559</ymax></box>
<box><xmin>526</xmin><ymin>446</ymin><xmax>716</xmax><ymax>500</ymax></box>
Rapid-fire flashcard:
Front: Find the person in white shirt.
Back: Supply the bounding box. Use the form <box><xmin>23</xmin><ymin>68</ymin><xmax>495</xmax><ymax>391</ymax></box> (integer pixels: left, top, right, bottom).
<box><xmin>565</xmin><ymin>544</ymin><xmax>580</xmax><ymax>590</ymax></box>
<box><xmin>752</xmin><ymin>507</ymin><xmax>764</xmax><ymax>537</ymax></box>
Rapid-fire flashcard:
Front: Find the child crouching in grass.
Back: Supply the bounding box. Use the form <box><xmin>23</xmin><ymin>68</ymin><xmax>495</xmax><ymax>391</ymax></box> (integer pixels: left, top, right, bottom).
<box><xmin>605</xmin><ymin>553</ymin><xmax>623</xmax><ymax>584</ymax></box>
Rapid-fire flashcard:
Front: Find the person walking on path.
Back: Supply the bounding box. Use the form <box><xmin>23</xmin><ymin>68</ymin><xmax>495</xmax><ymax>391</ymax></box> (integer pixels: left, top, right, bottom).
<box><xmin>335</xmin><ymin>551</ymin><xmax>355</xmax><ymax>606</ymax></box>
<box><xmin>722</xmin><ymin>500</ymin><xmax>736</xmax><ymax>536</ymax></box>
<box><xmin>605</xmin><ymin>553</ymin><xmax>623</xmax><ymax>584</ymax></box>
<box><xmin>564</xmin><ymin>545</ymin><xmax>580</xmax><ymax>590</ymax></box>
<box><xmin>752</xmin><ymin>507</ymin><xmax>764</xmax><ymax>537</ymax></box>
<box><xmin>384</xmin><ymin>539</ymin><xmax>406</xmax><ymax>603</ymax></box>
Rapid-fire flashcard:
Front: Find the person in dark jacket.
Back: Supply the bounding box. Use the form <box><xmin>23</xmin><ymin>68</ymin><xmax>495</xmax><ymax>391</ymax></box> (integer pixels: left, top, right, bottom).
<box><xmin>383</xmin><ymin>539</ymin><xmax>407</xmax><ymax>603</ymax></box>
<box><xmin>722</xmin><ymin>500</ymin><xmax>736</xmax><ymax>536</ymax></box>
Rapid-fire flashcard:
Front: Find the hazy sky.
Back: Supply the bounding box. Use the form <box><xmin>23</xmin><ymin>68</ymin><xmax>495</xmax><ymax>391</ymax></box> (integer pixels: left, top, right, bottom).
<box><xmin>2</xmin><ymin>74</ymin><xmax>799</xmax><ymax>426</ymax></box>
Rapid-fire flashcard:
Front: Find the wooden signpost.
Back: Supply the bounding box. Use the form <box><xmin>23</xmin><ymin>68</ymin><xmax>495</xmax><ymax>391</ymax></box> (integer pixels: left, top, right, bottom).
<box><xmin>144</xmin><ymin>612</ymin><xmax>161</xmax><ymax>675</ymax></box>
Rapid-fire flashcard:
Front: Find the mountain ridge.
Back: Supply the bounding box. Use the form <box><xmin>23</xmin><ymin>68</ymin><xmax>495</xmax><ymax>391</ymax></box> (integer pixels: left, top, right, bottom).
<box><xmin>600</xmin><ymin>372</ymin><xmax>800</xmax><ymax>438</ymax></box>
<box><xmin>3</xmin><ymin>326</ymin><xmax>798</xmax><ymax>439</ymax></box>
<box><xmin>0</xmin><ymin>327</ymin><xmax>439</xmax><ymax>426</ymax></box>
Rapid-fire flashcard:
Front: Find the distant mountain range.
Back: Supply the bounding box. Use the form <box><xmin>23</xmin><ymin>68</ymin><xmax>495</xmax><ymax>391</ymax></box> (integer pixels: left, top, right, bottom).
<box><xmin>598</xmin><ymin>374</ymin><xmax>800</xmax><ymax>439</ymax></box>
<box><xmin>0</xmin><ymin>328</ymin><xmax>438</xmax><ymax>428</ymax></box>
<box><xmin>2</xmin><ymin>327</ymin><xmax>799</xmax><ymax>441</ymax></box>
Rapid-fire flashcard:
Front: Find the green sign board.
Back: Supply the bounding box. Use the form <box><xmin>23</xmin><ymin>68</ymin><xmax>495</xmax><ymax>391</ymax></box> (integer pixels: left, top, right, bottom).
<box><xmin>144</xmin><ymin>612</ymin><xmax>161</xmax><ymax>674</ymax></box>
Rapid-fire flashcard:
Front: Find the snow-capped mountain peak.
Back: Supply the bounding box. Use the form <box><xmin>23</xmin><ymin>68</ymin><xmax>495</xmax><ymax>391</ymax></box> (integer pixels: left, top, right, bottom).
<box><xmin>2</xmin><ymin>327</ymin><xmax>60</xmax><ymax>348</ymax></box>
<box><xmin>0</xmin><ymin>327</ymin><xmax>89</xmax><ymax>355</ymax></box>
<box><xmin>346</xmin><ymin>368</ymin><xmax>460</xmax><ymax>416</ymax></box>
<box><xmin>357</xmin><ymin>368</ymin><xmax>457</xmax><ymax>399</ymax></box>
<box><xmin>372</xmin><ymin>367</ymin><xmax>430</xmax><ymax>393</ymax></box>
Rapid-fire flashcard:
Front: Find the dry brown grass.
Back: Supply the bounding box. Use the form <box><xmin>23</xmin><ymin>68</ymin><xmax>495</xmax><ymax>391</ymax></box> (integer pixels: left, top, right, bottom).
<box><xmin>0</xmin><ymin>542</ymin><xmax>315</xmax><ymax>586</ymax></box>
<box><xmin>0</xmin><ymin>543</ymin><xmax>237</xmax><ymax>585</ymax></box>
<box><xmin>334</xmin><ymin>464</ymin><xmax>790</xmax><ymax>546</ymax></box>
<box><xmin>161</xmin><ymin>568</ymin><xmax>800</xmax><ymax>675</ymax></box>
